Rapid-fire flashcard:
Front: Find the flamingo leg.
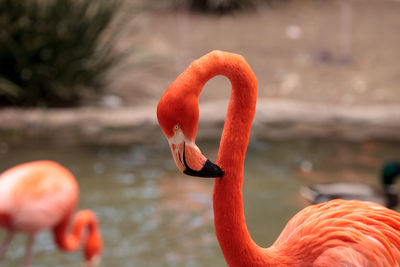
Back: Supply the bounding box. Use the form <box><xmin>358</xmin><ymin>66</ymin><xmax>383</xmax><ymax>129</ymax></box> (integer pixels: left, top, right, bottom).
<box><xmin>22</xmin><ymin>234</ymin><xmax>35</xmax><ymax>267</ymax></box>
<box><xmin>315</xmin><ymin>0</ymin><xmax>332</xmax><ymax>63</ymax></box>
<box><xmin>339</xmin><ymin>0</ymin><xmax>352</xmax><ymax>63</ymax></box>
<box><xmin>0</xmin><ymin>230</ymin><xmax>14</xmax><ymax>261</ymax></box>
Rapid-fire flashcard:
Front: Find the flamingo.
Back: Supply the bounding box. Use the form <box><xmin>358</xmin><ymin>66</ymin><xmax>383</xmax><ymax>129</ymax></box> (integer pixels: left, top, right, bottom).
<box><xmin>157</xmin><ymin>50</ymin><xmax>400</xmax><ymax>266</ymax></box>
<box><xmin>0</xmin><ymin>160</ymin><xmax>102</xmax><ymax>266</ymax></box>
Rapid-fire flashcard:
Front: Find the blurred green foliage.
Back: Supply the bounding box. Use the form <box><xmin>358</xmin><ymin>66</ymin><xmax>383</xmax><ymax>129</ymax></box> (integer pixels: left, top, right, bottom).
<box><xmin>0</xmin><ymin>0</ymin><xmax>121</xmax><ymax>107</ymax></box>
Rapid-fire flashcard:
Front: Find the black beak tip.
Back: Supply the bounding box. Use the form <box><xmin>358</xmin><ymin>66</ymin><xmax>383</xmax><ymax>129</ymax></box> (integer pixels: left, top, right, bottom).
<box><xmin>183</xmin><ymin>159</ymin><xmax>224</xmax><ymax>178</ymax></box>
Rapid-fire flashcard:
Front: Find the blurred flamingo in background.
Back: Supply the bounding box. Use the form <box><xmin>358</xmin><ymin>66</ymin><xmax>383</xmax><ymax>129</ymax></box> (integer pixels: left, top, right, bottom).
<box><xmin>157</xmin><ymin>50</ymin><xmax>400</xmax><ymax>266</ymax></box>
<box><xmin>0</xmin><ymin>160</ymin><xmax>102</xmax><ymax>267</ymax></box>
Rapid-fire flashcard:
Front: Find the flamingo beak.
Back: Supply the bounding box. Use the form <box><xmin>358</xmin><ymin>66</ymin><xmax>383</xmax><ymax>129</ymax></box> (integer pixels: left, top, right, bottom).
<box><xmin>168</xmin><ymin>138</ymin><xmax>223</xmax><ymax>178</ymax></box>
<box><xmin>83</xmin><ymin>255</ymin><xmax>101</xmax><ymax>267</ymax></box>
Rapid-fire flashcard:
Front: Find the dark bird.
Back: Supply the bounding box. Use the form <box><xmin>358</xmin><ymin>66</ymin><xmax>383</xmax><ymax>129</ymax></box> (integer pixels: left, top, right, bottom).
<box><xmin>301</xmin><ymin>162</ymin><xmax>400</xmax><ymax>209</ymax></box>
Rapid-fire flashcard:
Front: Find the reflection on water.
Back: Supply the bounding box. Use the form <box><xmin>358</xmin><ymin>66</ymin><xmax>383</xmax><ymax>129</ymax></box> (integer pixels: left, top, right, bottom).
<box><xmin>0</xmin><ymin>139</ymin><xmax>399</xmax><ymax>266</ymax></box>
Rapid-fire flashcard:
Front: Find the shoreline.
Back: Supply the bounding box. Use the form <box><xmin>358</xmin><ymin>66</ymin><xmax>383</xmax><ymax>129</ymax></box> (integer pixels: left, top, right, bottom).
<box><xmin>1</xmin><ymin>99</ymin><xmax>399</xmax><ymax>144</ymax></box>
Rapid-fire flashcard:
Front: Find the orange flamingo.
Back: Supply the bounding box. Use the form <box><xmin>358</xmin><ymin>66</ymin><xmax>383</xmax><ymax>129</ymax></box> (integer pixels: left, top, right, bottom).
<box><xmin>157</xmin><ymin>50</ymin><xmax>400</xmax><ymax>266</ymax></box>
<box><xmin>0</xmin><ymin>160</ymin><xmax>102</xmax><ymax>266</ymax></box>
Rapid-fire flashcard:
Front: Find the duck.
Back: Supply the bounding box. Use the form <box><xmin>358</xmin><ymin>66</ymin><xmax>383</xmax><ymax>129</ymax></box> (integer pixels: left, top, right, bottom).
<box><xmin>300</xmin><ymin>162</ymin><xmax>400</xmax><ymax>208</ymax></box>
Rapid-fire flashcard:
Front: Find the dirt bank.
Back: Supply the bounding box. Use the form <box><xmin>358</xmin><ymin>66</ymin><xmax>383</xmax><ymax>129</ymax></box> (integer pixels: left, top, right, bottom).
<box><xmin>1</xmin><ymin>99</ymin><xmax>399</xmax><ymax>144</ymax></box>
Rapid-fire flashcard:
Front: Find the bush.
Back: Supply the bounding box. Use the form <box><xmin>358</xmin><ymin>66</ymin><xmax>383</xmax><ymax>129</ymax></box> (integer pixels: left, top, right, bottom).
<box><xmin>0</xmin><ymin>0</ymin><xmax>122</xmax><ymax>107</ymax></box>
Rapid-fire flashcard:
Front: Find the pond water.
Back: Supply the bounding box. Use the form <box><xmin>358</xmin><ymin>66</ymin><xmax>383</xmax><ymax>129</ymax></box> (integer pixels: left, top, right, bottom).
<box><xmin>0</xmin><ymin>139</ymin><xmax>399</xmax><ymax>267</ymax></box>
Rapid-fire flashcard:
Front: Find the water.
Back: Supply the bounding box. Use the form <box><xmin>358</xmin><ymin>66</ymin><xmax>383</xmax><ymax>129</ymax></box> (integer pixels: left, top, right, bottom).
<box><xmin>0</xmin><ymin>139</ymin><xmax>399</xmax><ymax>267</ymax></box>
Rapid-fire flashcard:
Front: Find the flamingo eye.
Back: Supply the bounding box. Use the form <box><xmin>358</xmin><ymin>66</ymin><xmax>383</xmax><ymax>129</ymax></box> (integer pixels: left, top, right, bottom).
<box><xmin>173</xmin><ymin>125</ymin><xmax>179</xmax><ymax>132</ymax></box>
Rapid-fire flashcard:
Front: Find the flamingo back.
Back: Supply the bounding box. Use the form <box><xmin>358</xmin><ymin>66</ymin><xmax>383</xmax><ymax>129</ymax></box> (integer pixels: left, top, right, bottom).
<box><xmin>0</xmin><ymin>160</ymin><xmax>78</xmax><ymax>233</ymax></box>
<box><xmin>271</xmin><ymin>199</ymin><xmax>400</xmax><ymax>266</ymax></box>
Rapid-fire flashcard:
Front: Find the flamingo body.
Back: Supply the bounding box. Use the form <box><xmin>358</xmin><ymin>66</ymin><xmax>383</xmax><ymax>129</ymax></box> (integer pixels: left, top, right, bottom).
<box><xmin>272</xmin><ymin>199</ymin><xmax>400</xmax><ymax>266</ymax></box>
<box><xmin>157</xmin><ymin>50</ymin><xmax>400</xmax><ymax>266</ymax></box>
<box><xmin>0</xmin><ymin>161</ymin><xmax>77</xmax><ymax>233</ymax></box>
<box><xmin>0</xmin><ymin>160</ymin><xmax>102</xmax><ymax>266</ymax></box>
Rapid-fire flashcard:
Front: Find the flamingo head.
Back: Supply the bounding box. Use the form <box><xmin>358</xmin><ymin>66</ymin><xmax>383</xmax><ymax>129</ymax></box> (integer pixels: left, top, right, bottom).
<box><xmin>83</xmin><ymin>219</ymin><xmax>103</xmax><ymax>267</ymax></box>
<box><xmin>157</xmin><ymin>85</ymin><xmax>224</xmax><ymax>178</ymax></box>
<box><xmin>83</xmin><ymin>255</ymin><xmax>101</xmax><ymax>267</ymax></box>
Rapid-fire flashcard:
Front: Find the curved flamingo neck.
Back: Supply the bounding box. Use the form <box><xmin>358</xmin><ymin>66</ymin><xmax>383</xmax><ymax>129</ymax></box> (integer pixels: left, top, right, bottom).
<box><xmin>183</xmin><ymin>51</ymin><xmax>276</xmax><ymax>266</ymax></box>
<box><xmin>53</xmin><ymin>210</ymin><xmax>102</xmax><ymax>261</ymax></box>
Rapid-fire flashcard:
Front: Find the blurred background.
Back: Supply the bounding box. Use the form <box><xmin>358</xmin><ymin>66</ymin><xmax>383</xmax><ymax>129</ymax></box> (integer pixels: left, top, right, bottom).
<box><xmin>0</xmin><ymin>0</ymin><xmax>399</xmax><ymax>266</ymax></box>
